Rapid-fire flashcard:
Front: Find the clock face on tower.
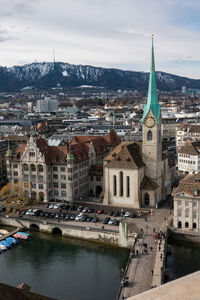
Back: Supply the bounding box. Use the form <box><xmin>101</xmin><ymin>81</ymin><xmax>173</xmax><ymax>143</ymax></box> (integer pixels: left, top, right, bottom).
<box><xmin>144</xmin><ymin>116</ymin><xmax>156</xmax><ymax>128</ymax></box>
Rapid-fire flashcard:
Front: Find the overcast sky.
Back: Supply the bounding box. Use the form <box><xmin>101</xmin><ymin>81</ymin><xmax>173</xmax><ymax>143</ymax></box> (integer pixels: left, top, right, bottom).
<box><xmin>0</xmin><ymin>0</ymin><xmax>200</xmax><ymax>78</ymax></box>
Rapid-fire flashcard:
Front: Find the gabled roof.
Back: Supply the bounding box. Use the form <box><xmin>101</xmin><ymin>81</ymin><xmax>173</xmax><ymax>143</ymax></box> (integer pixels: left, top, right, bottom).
<box><xmin>173</xmin><ymin>173</ymin><xmax>200</xmax><ymax>197</ymax></box>
<box><xmin>140</xmin><ymin>175</ymin><xmax>157</xmax><ymax>190</ymax></box>
<box><xmin>178</xmin><ymin>140</ymin><xmax>200</xmax><ymax>155</ymax></box>
<box><xmin>104</xmin><ymin>142</ymin><xmax>145</xmax><ymax>169</ymax></box>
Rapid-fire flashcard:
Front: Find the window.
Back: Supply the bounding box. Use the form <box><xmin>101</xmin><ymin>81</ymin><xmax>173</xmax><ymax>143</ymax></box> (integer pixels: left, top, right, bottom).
<box><xmin>90</xmin><ymin>176</ymin><xmax>93</xmax><ymax>181</ymax></box>
<box><xmin>68</xmin><ymin>168</ymin><xmax>72</xmax><ymax>172</ymax></box>
<box><xmin>23</xmin><ymin>174</ymin><xmax>29</xmax><ymax>181</ymax></box>
<box><xmin>193</xmin><ymin>211</ymin><xmax>197</xmax><ymax>219</ymax></box>
<box><xmin>14</xmin><ymin>179</ymin><xmax>18</xmax><ymax>183</ymax></box>
<box><xmin>144</xmin><ymin>193</ymin><xmax>150</xmax><ymax>205</ymax></box>
<box><xmin>178</xmin><ymin>221</ymin><xmax>182</xmax><ymax>228</ymax></box>
<box><xmin>54</xmin><ymin>190</ymin><xmax>59</xmax><ymax>196</ymax></box>
<box><xmin>193</xmin><ymin>201</ymin><xmax>197</xmax><ymax>207</ymax></box>
<box><xmin>53</xmin><ymin>183</ymin><xmax>58</xmax><ymax>188</ymax></box>
<box><xmin>120</xmin><ymin>171</ymin><xmax>123</xmax><ymax>197</ymax></box>
<box><xmin>61</xmin><ymin>183</ymin><xmax>66</xmax><ymax>189</ymax></box>
<box><xmin>31</xmin><ymin>183</ymin><xmax>36</xmax><ymax>189</ymax></box>
<box><xmin>61</xmin><ymin>191</ymin><xmax>66</xmax><ymax>197</ymax></box>
<box><xmin>177</xmin><ymin>200</ymin><xmax>182</xmax><ymax>206</ymax></box>
<box><xmin>23</xmin><ymin>163</ymin><xmax>28</xmax><ymax>171</ymax></box>
<box><xmin>38</xmin><ymin>165</ymin><xmax>43</xmax><ymax>172</ymax></box>
<box><xmin>60</xmin><ymin>167</ymin><xmax>65</xmax><ymax>172</ymax></box>
<box><xmin>185</xmin><ymin>208</ymin><xmax>189</xmax><ymax>218</ymax></box>
<box><xmin>13</xmin><ymin>164</ymin><xmax>18</xmax><ymax>169</ymax></box>
<box><xmin>38</xmin><ymin>175</ymin><xmax>43</xmax><ymax>182</ymax></box>
<box><xmin>185</xmin><ymin>201</ymin><xmax>189</xmax><ymax>206</ymax></box>
<box><xmin>113</xmin><ymin>175</ymin><xmax>117</xmax><ymax>196</ymax></box>
<box><xmin>31</xmin><ymin>164</ymin><xmax>36</xmax><ymax>171</ymax></box>
<box><xmin>31</xmin><ymin>175</ymin><xmax>36</xmax><ymax>181</ymax></box>
<box><xmin>53</xmin><ymin>174</ymin><xmax>58</xmax><ymax>179</ymax></box>
<box><xmin>13</xmin><ymin>171</ymin><xmax>18</xmax><ymax>176</ymax></box>
<box><xmin>38</xmin><ymin>184</ymin><xmax>43</xmax><ymax>189</ymax></box>
<box><xmin>193</xmin><ymin>223</ymin><xmax>197</xmax><ymax>229</ymax></box>
<box><xmin>126</xmin><ymin>176</ymin><xmax>130</xmax><ymax>197</ymax></box>
<box><xmin>53</xmin><ymin>166</ymin><xmax>58</xmax><ymax>171</ymax></box>
<box><xmin>61</xmin><ymin>175</ymin><xmax>66</xmax><ymax>180</ymax></box>
<box><xmin>147</xmin><ymin>130</ymin><xmax>152</xmax><ymax>141</ymax></box>
<box><xmin>29</xmin><ymin>152</ymin><xmax>35</xmax><ymax>157</ymax></box>
<box><xmin>96</xmin><ymin>176</ymin><xmax>101</xmax><ymax>181</ymax></box>
<box><xmin>185</xmin><ymin>222</ymin><xmax>189</xmax><ymax>228</ymax></box>
<box><xmin>178</xmin><ymin>209</ymin><xmax>182</xmax><ymax>217</ymax></box>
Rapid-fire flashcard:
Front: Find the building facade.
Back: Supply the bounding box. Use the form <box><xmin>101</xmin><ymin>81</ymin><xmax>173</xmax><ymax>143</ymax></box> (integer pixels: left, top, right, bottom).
<box><xmin>37</xmin><ymin>98</ymin><xmax>58</xmax><ymax>113</ymax></box>
<box><xmin>178</xmin><ymin>140</ymin><xmax>200</xmax><ymax>174</ymax></box>
<box><xmin>176</xmin><ymin>123</ymin><xmax>200</xmax><ymax>149</ymax></box>
<box><xmin>173</xmin><ymin>174</ymin><xmax>200</xmax><ymax>231</ymax></box>
<box><xmin>6</xmin><ymin>131</ymin><xmax>120</xmax><ymax>203</ymax></box>
<box><xmin>103</xmin><ymin>37</ymin><xmax>175</xmax><ymax>208</ymax></box>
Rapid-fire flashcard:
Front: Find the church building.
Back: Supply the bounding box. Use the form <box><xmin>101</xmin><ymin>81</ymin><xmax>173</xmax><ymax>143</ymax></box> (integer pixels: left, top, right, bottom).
<box><xmin>103</xmin><ymin>37</ymin><xmax>175</xmax><ymax>208</ymax></box>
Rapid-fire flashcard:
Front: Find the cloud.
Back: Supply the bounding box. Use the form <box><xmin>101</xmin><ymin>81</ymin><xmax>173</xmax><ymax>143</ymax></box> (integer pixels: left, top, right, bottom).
<box><xmin>0</xmin><ymin>0</ymin><xmax>200</xmax><ymax>78</ymax></box>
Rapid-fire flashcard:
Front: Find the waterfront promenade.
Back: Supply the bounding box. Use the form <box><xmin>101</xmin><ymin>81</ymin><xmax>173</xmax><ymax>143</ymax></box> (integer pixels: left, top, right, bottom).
<box><xmin>119</xmin><ymin>207</ymin><xmax>170</xmax><ymax>299</ymax></box>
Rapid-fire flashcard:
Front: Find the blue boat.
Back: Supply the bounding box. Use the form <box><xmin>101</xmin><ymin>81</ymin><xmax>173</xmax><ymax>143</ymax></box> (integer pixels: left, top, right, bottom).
<box><xmin>6</xmin><ymin>237</ymin><xmax>18</xmax><ymax>245</ymax></box>
<box><xmin>0</xmin><ymin>240</ymin><xmax>12</xmax><ymax>248</ymax></box>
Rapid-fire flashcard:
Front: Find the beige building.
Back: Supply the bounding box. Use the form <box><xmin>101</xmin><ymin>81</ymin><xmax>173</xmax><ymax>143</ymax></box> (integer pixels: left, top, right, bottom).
<box><xmin>173</xmin><ymin>173</ymin><xmax>200</xmax><ymax>231</ymax></box>
<box><xmin>176</xmin><ymin>123</ymin><xmax>200</xmax><ymax>149</ymax></box>
<box><xmin>103</xmin><ymin>38</ymin><xmax>175</xmax><ymax>208</ymax></box>
<box><xmin>178</xmin><ymin>140</ymin><xmax>200</xmax><ymax>174</ymax></box>
<box><xmin>6</xmin><ymin>131</ymin><xmax>120</xmax><ymax>203</ymax></box>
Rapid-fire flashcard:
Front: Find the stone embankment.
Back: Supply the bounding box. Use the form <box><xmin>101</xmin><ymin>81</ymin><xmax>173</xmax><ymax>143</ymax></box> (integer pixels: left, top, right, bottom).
<box><xmin>0</xmin><ymin>216</ymin><xmax>136</xmax><ymax>248</ymax></box>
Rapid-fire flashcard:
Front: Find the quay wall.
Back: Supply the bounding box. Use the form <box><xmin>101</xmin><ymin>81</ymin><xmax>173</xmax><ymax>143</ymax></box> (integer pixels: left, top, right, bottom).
<box><xmin>0</xmin><ymin>217</ymin><xmax>135</xmax><ymax>248</ymax></box>
<box><xmin>168</xmin><ymin>225</ymin><xmax>200</xmax><ymax>243</ymax></box>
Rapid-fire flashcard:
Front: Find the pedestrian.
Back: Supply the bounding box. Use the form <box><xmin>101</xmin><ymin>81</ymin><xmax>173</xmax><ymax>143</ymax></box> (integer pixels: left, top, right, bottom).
<box><xmin>153</xmin><ymin>228</ymin><xmax>155</xmax><ymax>233</ymax></box>
<box><xmin>160</xmin><ymin>253</ymin><xmax>163</xmax><ymax>260</ymax></box>
<box><xmin>150</xmin><ymin>246</ymin><xmax>153</xmax><ymax>251</ymax></box>
<box><xmin>159</xmin><ymin>245</ymin><xmax>161</xmax><ymax>251</ymax></box>
<box><xmin>136</xmin><ymin>249</ymin><xmax>139</xmax><ymax>256</ymax></box>
<box><xmin>151</xmin><ymin>269</ymin><xmax>154</xmax><ymax>276</ymax></box>
<box><xmin>141</xmin><ymin>228</ymin><xmax>143</xmax><ymax>233</ymax></box>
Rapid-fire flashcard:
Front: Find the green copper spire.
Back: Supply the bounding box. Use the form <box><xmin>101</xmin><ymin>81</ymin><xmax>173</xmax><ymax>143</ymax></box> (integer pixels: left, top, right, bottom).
<box><xmin>142</xmin><ymin>35</ymin><xmax>160</xmax><ymax>123</ymax></box>
<box><xmin>6</xmin><ymin>140</ymin><xmax>13</xmax><ymax>157</ymax></box>
<box><xmin>67</xmin><ymin>141</ymin><xmax>74</xmax><ymax>161</ymax></box>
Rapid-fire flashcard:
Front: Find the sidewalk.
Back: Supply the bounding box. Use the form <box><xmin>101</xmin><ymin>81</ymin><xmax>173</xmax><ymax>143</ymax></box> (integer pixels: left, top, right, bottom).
<box><xmin>119</xmin><ymin>208</ymin><xmax>169</xmax><ymax>300</ymax></box>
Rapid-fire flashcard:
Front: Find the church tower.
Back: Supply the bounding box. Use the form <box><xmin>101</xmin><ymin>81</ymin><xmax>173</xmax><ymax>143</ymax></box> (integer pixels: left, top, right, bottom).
<box><xmin>142</xmin><ymin>35</ymin><xmax>162</xmax><ymax>205</ymax></box>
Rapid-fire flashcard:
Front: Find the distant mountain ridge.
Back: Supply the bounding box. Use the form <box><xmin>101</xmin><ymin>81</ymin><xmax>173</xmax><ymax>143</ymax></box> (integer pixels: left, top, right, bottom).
<box><xmin>0</xmin><ymin>62</ymin><xmax>199</xmax><ymax>92</ymax></box>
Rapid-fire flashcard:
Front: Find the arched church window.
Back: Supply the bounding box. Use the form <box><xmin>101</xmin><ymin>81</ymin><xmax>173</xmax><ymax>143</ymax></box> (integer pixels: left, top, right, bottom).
<box><xmin>120</xmin><ymin>171</ymin><xmax>123</xmax><ymax>197</ymax></box>
<box><xmin>113</xmin><ymin>175</ymin><xmax>117</xmax><ymax>196</ymax></box>
<box><xmin>147</xmin><ymin>130</ymin><xmax>152</xmax><ymax>141</ymax></box>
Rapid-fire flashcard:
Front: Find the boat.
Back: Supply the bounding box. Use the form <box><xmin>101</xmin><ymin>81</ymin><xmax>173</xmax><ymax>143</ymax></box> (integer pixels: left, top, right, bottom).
<box><xmin>16</xmin><ymin>232</ymin><xmax>30</xmax><ymax>237</ymax></box>
<box><xmin>13</xmin><ymin>233</ymin><xmax>29</xmax><ymax>240</ymax></box>
<box><xmin>6</xmin><ymin>237</ymin><xmax>18</xmax><ymax>245</ymax></box>
<box><xmin>0</xmin><ymin>244</ymin><xmax>7</xmax><ymax>251</ymax></box>
<box><xmin>0</xmin><ymin>240</ymin><xmax>12</xmax><ymax>249</ymax></box>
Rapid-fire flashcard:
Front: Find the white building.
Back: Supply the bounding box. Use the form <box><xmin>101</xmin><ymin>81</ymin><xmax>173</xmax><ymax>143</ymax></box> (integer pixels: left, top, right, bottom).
<box><xmin>178</xmin><ymin>140</ymin><xmax>200</xmax><ymax>174</ymax></box>
<box><xmin>176</xmin><ymin>123</ymin><xmax>200</xmax><ymax>149</ymax></box>
<box><xmin>37</xmin><ymin>97</ymin><xmax>58</xmax><ymax>113</ymax></box>
<box><xmin>173</xmin><ymin>173</ymin><xmax>200</xmax><ymax>231</ymax></box>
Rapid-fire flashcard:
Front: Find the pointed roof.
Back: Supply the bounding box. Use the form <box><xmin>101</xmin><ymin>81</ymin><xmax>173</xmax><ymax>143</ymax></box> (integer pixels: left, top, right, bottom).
<box><xmin>142</xmin><ymin>35</ymin><xmax>161</xmax><ymax>123</ymax></box>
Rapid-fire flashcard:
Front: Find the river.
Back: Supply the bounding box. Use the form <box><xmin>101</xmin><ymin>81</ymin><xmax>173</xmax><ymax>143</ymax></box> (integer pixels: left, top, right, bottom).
<box><xmin>165</xmin><ymin>238</ymin><xmax>200</xmax><ymax>282</ymax></box>
<box><xmin>0</xmin><ymin>230</ymin><xmax>129</xmax><ymax>300</ymax></box>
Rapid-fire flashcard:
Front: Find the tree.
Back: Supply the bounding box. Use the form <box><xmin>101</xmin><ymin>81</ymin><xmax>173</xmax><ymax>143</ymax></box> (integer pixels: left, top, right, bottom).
<box><xmin>0</xmin><ymin>182</ymin><xmax>31</xmax><ymax>212</ymax></box>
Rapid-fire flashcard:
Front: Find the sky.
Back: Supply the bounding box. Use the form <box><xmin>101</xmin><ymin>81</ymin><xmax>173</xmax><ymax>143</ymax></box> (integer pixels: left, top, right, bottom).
<box><xmin>1</xmin><ymin>0</ymin><xmax>200</xmax><ymax>78</ymax></box>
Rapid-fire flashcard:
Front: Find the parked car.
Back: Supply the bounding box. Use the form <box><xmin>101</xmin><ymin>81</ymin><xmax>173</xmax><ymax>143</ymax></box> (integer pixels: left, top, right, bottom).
<box><xmin>75</xmin><ymin>213</ymin><xmax>83</xmax><ymax>221</ymax></box>
<box><xmin>70</xmin><ymin>215</ymin><xmax>76</xmax><ymax>220</ymax></box>
<box><xmin>65</xmin><ymin>214</ymin><xmax>70</xmax><ymax>220</ymax></box>
<box><xmin>87</xmin><ymin>208</ymin><xmax>94</xmax><ymax>213</ymax></box>
<box><xmin>80</xmin><ymin>215</ymin><xmax>87</xmax><ymax>222</ymax></box>
<box><xmin>82</xmin><ymin>207</ymin><xmax>88</xmax><ymax>213</ymax></box>
<box><xmin>97</xmin><ymin>209</ymin><xmax>104</xmax><ymax>214</ymax></box>
<box><xmin>77</xmin><ymin>206</ymin><xmax>84</xmax><ymax>212</ymax></box>
<box><xmin>108</xmin><ymin>218</ymin><xmax>115</xmax><ymax>225</ymax></box>
<box><xmin>124</xmin><ymin>212</ymin><xmax>131</xmax><ymax>217</ymax></box>
<box><xmin>130</xmin><ymin>213</ymin><xmax>137</xmax><ymax>218</ymax></box>
<box><xmin>113</xmin><ymin>211</ymin><xmax>119</xmax><ymax>217</ymax></box>
<box><xmin>86</xmin><ymin>216</ymin><xmax>93</xmax><ymax>222</ymax></box>
<box><xmin>49</xmin><ymin>213</ymin><xmax>56</xmax><ymax>218</ymax></box>
<box><xmin>108</xmin><ymin>211</ymin><xmax>114</xmax><ymax>216</ymax></box>
<box><xmin>103</xmin><ymin>217</ymin><xmax>110</xmax><ymax>224</ymax></box>
<box><xmin>91</xmin><ymin>217</ymin><xmax>99</xmax><ymax>223</ymax></box>
<box><xmin>114</xmin><ymin>220</ymin><xmax>119</xmax><ymax>226</ymax></box>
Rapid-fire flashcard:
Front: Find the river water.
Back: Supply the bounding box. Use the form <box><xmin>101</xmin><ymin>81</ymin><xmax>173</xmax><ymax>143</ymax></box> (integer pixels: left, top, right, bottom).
<box><xmin>165</xmin><ymin>238</ymin><xmax>200</xmax><ymax>282</ymax></box>
<box><xmin>0</xmin><ymin>230</ymin><xmax>129</xmax><ymax>300</ymax></box>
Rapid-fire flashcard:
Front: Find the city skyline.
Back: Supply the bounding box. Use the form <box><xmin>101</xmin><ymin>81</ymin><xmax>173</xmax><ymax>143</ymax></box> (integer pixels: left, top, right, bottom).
<box><xmin>1</xmin><ymin>0</ymin><xmax>200</xmax><ymax>79</ymax></box>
